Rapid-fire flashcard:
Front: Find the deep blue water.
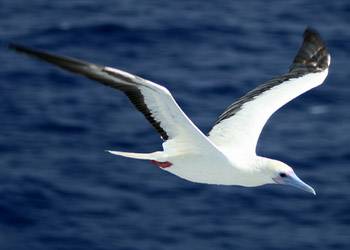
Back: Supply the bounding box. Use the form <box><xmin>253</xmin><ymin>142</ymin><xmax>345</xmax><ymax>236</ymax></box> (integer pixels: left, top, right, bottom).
<box><xmin>1</xmin><ymin>1</ymin><xmax>350</xmax><ymax>249</ymax></box>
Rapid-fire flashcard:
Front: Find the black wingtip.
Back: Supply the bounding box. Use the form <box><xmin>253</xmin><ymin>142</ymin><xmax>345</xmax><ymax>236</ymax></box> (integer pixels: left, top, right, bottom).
<box><xmin>303</xmin><ymin>27</ymin><xmax>325</xmax><ymax>48</ymax></box>
<box><xmin>8</xmin><ymin>42</ymin><xmax>24</xmax><ymax>53</ymax></box>
<box><xmin>8</xmin><ymin>42</ymin><xmax>34</xmax><ymax>54</ymax></box>
<box><xmin>8</xmin><ymin>42</ymin><xmax>53</xmax><ymax>62</ymax></box>
<box><xmin>303</xmin><ymin>27</ymin><xmax>321</xmax><ymax>37</ymax></box>
<box><xmin>8</xmin><ymin>42</ymin><xmax>17</xmax><ymax>50</ymax></box>
<box><xmin>289</xmin><ymin>27</ymin><xmax>330</xmax><ymax>73</ymax></box>
<box><xmin>8</xmin><ymin>43</ymin><xmax>98</xmax><ymax>74</ymax></box>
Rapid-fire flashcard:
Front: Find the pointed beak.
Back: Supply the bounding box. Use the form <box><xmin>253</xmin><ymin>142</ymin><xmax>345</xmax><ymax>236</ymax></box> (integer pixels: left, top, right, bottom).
<box><xmin>274</xmin><ymin>172</ymin><xmax>316</xmax><ymax>195</ymax></box>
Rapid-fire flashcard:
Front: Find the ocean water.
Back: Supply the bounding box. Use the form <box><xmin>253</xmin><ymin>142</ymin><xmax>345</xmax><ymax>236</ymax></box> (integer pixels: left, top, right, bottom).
<box><xmin>0</xmin><ymin>1</ymin><xmax>349</xmax><ymax>249</ymax></box>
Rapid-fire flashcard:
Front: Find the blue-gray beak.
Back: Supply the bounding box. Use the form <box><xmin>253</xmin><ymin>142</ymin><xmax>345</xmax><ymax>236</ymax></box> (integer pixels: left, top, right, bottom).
<box><xmin>274</xmin><ymin>172</ymin><xmax>316</xmax><ymax>195</ymax></box>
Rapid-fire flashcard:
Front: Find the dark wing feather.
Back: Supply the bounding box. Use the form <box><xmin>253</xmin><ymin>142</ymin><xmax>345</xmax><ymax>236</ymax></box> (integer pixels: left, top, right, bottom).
<box><xmin>208</xmin><ymin>28</ymin><xmax>330</xmax><ymax>155</ymax></box>
<box><xmin>213</xmin><ymin>27</ymin><xmax>329</xmax><ymax>125</ymax></box>
<box><xmin>9</xmin><ymin>43</ymin><xmax>169</xmax><ymax>140</ymax></box>
<box><xmin>290</xmin><ymin>27</ymin><xmax>330</xmax><ymax>74</ymax></box>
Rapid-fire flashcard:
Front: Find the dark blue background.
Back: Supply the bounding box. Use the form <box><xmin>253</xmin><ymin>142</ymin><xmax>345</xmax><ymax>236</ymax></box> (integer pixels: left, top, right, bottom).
<box><xmin>1</xmin><ymin>1</ymin><xmax>349</xmax><ymax>249</ymax></box>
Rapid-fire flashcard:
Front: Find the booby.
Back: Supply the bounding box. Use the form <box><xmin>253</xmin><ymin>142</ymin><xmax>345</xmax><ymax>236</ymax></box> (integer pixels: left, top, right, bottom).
<box><xmin>9</xmin><ymin>28</ymin><xmax>330</xmax><ymax>194</ymax></box>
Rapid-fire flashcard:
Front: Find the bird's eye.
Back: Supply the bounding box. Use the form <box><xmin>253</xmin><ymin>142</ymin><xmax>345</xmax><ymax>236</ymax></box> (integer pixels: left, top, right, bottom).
<box><xmin>279</xmin><ymin>173</ymin><xmax>287</xmax><ymax>178</ymax></box>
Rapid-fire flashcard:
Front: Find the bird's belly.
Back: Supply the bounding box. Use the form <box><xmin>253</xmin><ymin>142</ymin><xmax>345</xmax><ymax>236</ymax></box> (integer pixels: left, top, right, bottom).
<box><xmin>162</xmin><ymin>153</ymin><xmax>241</xmax><ymax>185</ymax></box>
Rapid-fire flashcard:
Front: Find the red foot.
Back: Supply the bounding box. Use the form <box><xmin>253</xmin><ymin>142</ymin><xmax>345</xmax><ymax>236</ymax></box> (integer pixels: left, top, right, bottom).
<box><xmin>150</xmin><ymin>160</ymin><xmax>172</xmax><ymax>168</ymax></box>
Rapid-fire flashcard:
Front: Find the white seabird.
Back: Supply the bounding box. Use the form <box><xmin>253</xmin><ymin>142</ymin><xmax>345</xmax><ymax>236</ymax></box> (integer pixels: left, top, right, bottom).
<box><xmin>10</xmin><ymin>28</ymin><xmax>330</xmax><ymax>194</ymax></box>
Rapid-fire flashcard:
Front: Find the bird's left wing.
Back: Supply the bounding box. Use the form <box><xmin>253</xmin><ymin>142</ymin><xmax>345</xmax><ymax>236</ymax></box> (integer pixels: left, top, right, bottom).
<box><xmin>208</xmin><ymin>28</ymin><xmax>330</xmax><ymax>157</ymax></box>
<box><xmin>9</xmin><ymin>44</ymin><xmax>223</xmax><ymax>155</ymax></box>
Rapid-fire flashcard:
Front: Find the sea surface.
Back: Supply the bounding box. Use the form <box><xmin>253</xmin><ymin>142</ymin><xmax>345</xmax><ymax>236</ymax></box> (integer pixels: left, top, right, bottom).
<box><xmin>0</xmin><ymin>1</ymin><xmax>349</xmax><ymax>249</ymax></box>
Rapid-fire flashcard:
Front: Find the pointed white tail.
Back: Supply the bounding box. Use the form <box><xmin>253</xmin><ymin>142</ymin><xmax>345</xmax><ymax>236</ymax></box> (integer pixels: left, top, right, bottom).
<box><xmin>107</xmin><ymin>150</ymin><xmax>164</xmax><ymax>161</ymax></box>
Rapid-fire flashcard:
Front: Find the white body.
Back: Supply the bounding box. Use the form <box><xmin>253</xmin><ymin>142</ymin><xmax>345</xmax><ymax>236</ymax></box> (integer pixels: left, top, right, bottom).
<box><xmin>12</xmin><ymin>28</ymin><xmax>330</xmax><ymax>192</ymax></box>
<box><xmin>110</xmin><ymin>69</ymin><xmax>329</xmax><ymax>187</ymax></box>
<box><xmin>162</xmin><ymin>152</ymin><xmax>265</xmax><ymax>186</ymax></box>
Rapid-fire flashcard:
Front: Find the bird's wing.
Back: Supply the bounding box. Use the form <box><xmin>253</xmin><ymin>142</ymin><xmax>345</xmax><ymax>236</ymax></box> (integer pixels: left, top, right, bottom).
<box><xmin>10</xmin><ymin>44</ymin><xmax>222</xmax><ymax>154</ymax></box>
<box><xmin>208</xmin><ymin>28</ymin><xmax>330</xmax><ymax>157</ymax></box>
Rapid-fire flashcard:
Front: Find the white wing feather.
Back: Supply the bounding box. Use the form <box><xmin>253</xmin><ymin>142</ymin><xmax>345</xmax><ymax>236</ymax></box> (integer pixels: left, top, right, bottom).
<box><xmin>208</xmin><ymin>69</ymin><xmax>329</xmax><ymax>157</ymax></box>
<box><xmin>9</xmin><ymin>44</ymin><xmax>223</xmax><ymax>156</ymax></box>
<box><xmin>209</xmin><ymin>28</ymin><xmax>330</xmax><ymax>158</ymax></box>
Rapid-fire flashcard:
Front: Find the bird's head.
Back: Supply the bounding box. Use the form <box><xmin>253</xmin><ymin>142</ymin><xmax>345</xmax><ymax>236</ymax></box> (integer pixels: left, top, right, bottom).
<box><xmin>262</xmin><ymin>159</ymin><xmax>316</xmax><ymax>195</ymax></box>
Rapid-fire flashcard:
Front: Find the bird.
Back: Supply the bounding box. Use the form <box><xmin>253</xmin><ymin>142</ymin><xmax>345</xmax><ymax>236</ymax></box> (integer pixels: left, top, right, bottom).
<box><xmin>9</xmin><ymin>27</ymin><xmax>330</xmax><ymax>195</ymax></box>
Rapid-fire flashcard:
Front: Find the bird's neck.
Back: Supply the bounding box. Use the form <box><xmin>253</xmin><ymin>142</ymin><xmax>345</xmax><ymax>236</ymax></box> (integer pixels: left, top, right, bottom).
<box><xmin>228</xmin><ymin>155</ymin><xmax>274</xmax><ymax>187</ymax></box>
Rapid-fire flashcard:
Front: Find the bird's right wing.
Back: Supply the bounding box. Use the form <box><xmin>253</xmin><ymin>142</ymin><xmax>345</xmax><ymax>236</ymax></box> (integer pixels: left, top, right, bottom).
<box><xmin>9</xmin><ymin>44</ymin><xmax>223</xmax><ymax>155</ymax></box>
<box><xmin>208</xmin><ymin>28</ymin><xmax>330</xmax><ymax>157</ymax></box>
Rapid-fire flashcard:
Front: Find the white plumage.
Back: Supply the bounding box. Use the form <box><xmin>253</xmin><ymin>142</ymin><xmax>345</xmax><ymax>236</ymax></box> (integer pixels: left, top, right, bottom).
<box><xmin>208</xmin><ymin>69</ymin><xmax>329</xmax><ymax>157</ymax></box>
<box><xmin>10</xmin><ymin>28</ymin><xmax>330</xmax><ymax>194</ymax></box>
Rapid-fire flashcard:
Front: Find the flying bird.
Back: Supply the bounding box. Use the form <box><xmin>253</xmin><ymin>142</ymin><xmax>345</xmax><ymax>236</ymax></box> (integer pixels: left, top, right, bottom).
<box><xmin>9</xmin><ymin>28</ymin><xmax>330</xmax><ymax>194</ymax></box>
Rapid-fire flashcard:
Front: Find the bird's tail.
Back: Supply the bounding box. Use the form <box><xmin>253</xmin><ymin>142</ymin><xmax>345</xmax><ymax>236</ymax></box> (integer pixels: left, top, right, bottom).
<box><xmin>107</xmin><ymin>150</ymin><xmax>165</xmax><ymax>161</ymax></box>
